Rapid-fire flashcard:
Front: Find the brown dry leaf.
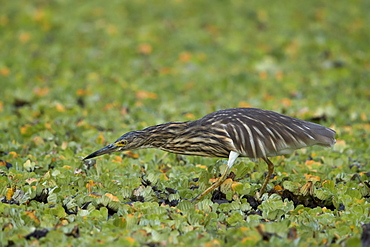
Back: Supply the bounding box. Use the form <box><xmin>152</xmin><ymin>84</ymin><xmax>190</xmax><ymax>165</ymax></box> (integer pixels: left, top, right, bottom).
<box><xmin>159</xmin><ymin>173</ymin><xmax>169</xmax><ymax>180</ymax></box>
<box><xmin>0</xmin><ymin>67</ymin><xmax>10</xmax><ymax>76</ymax></box>
<box><xmin>33</xmin><ymin>87</ymin><xmax>49</xmax><ymax>96</ymax></box>
<box><xmin>204</xmin><ymin>239</ymin><xmax>221</xmax><ymax>247</ymax></box>
<box><xmin>184</xmin><ymin>113</ymin><xmax>195</xmax><ymax>119</ymax></box>
<box><xmin>275</xmin><ymin>71</ymin><xmax>283</xmax><ymax>81</ymax></box>
<box><xmin>76</xmin><ymin>89</ymin><xmax>90</xmax><ymax>96</ymax></box>
<box><xmin>0</xmin><ymin>160</ymin><xmax>6</xmax><ymax>167</ymax></box>
<box><xmin>259</xmin><ymin>71</ymin><xmax>268</xmax><ymax>80</ymax></box>
<box><xmin>263</xmin><ymin>93</ymin><xmax>274</xmax><ymax>101</ymax></box>
<box><xmin>106</xmin><ymin>24</ymin><xmax>118</xmax><ymax>35</ymax></box>
<box><xmin>238</xmin><ymin>101</ymin><xmax>252</xmax><ymax>108</ymax></box>
<box><xmin>179</xmin><ymin>52</ymin><xmax>192</xmax><ymax>62</ymax></box>
<box><xmin>76</xmin><ymin>119</ymin><xmax>88</xmax><ymax>127</ymax></box>
<box><xmin>138</xmin><ymin>43</ymin><xmax>152</xmax><ymax>54</ymax></box>
<box><xmin>112</xmin><ymin>155</ymin><xmax>123</xmax><ymax>163</ymax></box>
<box><xmin>135</xmin><ymin>90</ymin><xmax>157</xmax><ymax>99</ymax></box>
<box><xmin>121</xmin><ymin>107</ymin><xmax>129</xmax><ymax>116</ymax></box>
<box><xmin>2</xmin><ymin>223</ymin><xmax>13</xmax><ymax>231</ymax></box>
<box><xmin>104</xmin><ymin>103</ymin><xmax>117</xmax><ymax>110</ymax></box>
<box><xmin>89</xmin><ymin>192</ymin><xmax>102</xmax><ymax>198</ymax></box>
<box><xmin>19</xmin><ymin>31</ymin><xmax>31</xmax><ymax>43</ymax></box>
<box><xmin>159</xmin><ymin>67</ymin><xmax>172</xmax><ymax>75</ymax></box>
<box><xmin>274</xmin><ymin>185</ymin><xmax>283</xmax><ymax>192</ymax></box>
<box><xmin>124</xmin><ymin>151</ymin><xmax>139</xmax><ymax>158</ymax></box>
<box><xmin>280</xmin><ymin>98</ymin><xmax>292</xmax><ymax>107</ymax></box>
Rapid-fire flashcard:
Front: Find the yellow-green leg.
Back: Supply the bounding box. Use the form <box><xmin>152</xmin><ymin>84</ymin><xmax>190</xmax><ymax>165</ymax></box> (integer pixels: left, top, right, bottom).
<box><xmin>256</xmin><ymin>157</ymin><xmax>274</xmax><ymax>199</ymax></box>
<box><xmin>191</xmin><ymin>151</ymin><xmax>239</xmax><ymax>202</ymax></box>
<box><xmin>191</xmin><ymin>166</ymin><xmax>231</xmax><ymax>202</ymax></box>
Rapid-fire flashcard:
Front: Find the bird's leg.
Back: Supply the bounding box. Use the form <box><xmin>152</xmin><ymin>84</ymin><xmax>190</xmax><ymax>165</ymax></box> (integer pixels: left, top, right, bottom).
<box><xmin>191</xmin><ymin>151</ymin><xmax>239</xmax><ymax>202</ymax></box>
<box><xmin>191</xmin><ymin>166</ymin><xmax>231</xmax><ymax>202</ymax></box>
<box><xmin>257</xmin><ymin>157</ymin><xmax>274</xmax><ymax>199</ymax></box>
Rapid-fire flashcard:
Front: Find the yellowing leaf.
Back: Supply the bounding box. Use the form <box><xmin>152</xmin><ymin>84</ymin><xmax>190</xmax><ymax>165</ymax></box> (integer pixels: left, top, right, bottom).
<box><xmin>55</xmin><ymin>103</ymin><xmax>66</xmax><ymax>112</ymax></box>
<box><xmin>19</xmin><ymin>31</ymin><xmax>31</xmax><ymax>43</ymax></box>
<box><xmin>125</xmin><ymin>237</ymin><xmax>137</xmax><ymax>244</ymax></box>
<box><xmin>6</xmin><ymin>188</ymin><xmax>14</xmax><ymax>200</ymax></box>
<box><xmin>25</xmin><ymin>178</ymin><xmax>38</xmax><ymax>185</ymax></box>
<box><xmin>61</xmin><ymin>141</ymin><xmax>68</xmax><ymax>150</ymax></box>
<box><xmin>105</xmin><ymin>193</ymin><xmax>119</xmax><ymax>202</ymax></box>
<box><xmin>300</xmin><ymin>181</ymin><xmax>314</xmax><ymax>196</ymax></box>
<box><xmin>25</xmin><ymin>210</ymin><xmax>40</xmax><ymax>224</ymax></box>
<box><xmin>33</xmin><ymin>136</ymin><xmax>44</xmax><ymax>146</ymax></box>
<box><xmin>20</xmin><ymin>124</ymin><xmax>31</xmax><ymax>135</ymax></box>
<box><xmin>96</xmin><ymin>133</ymin><xmax>105</xmax><ymax>145</ymax></box>
<box><xmin>231</xmin><ymin>182</ymin><xmax>243</xmax><ymax>191</ymax></box>
<box><xmin>220</xmin><ymin>178</ymin><xmax>233</xmax><ymax>194</ymax></box>
<box><xmin>195</xmin><ymin>164</ymin><xmax>207</xmax><ymax>169</ymax></box>
<box><xmin>361</xmin><ymin>112</ymin><xmax>367</xmax><ymax>121</ymax></box>
<box><xmin>305</xmin><ymin>160</ymin><xmax>321</xmax><ymax>166</ymax></box>
<box><xmin>8</xmin><ymin>151</ymin><xmax>18</xmax><ymax>158</ymax></box>
<box><xmin>304</xmin><ymin>174</ymin><xmax>321</xmax><ymax>182</ymax></box>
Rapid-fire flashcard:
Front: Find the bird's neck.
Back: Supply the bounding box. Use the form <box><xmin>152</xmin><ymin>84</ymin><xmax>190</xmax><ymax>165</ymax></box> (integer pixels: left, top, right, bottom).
<box><xmin>138</xmin><ymin>121</ymin><xmax>190</xmax><ymax>148</ymax></box>
<box><xmin>142</xmin><ymin>121</ymin><xmax>231</xmax><ymax>158</ymax></box>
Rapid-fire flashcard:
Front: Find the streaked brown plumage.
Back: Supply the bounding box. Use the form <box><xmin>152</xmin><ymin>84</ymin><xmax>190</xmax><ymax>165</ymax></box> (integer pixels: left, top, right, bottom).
<box><xmin>84</xmin><ymin>108</ymin><xmax>336</xmax><ymax>201</ymax></box>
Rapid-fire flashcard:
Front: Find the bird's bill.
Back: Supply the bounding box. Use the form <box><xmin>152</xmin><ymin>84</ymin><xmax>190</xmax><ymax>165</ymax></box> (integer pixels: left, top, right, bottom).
<box><xmin>83</xmin><ymin>144</ymin><xmax>119</xmax><ymax>160</ymax></box>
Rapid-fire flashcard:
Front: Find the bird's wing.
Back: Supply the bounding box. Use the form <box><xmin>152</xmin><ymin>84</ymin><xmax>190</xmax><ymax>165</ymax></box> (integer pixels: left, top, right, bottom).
<box><xmin>199</xmin><ymin>108</ymin><xmax>335</xmax><ymax>158</ymax></box>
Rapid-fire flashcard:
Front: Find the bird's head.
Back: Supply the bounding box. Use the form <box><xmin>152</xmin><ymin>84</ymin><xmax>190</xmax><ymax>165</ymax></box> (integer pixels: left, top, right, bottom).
<box><xmin>83</xmin><ymin>131</ymin><xmax>148</xmax><ymax>160</ymax></box>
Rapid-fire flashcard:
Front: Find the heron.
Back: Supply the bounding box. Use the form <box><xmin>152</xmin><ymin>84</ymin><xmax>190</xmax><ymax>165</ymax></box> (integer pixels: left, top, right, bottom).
<box><xmin>83</xmin><ymin>108</ymin><xmax>336</xmax><ymax>201</ymax></box>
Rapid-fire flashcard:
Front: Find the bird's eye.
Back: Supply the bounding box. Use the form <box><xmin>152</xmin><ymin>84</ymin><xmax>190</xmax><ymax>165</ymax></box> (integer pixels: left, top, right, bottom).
<box><xmin>115</xmin><ymin>140</ymin><xmax>128</xmax><ymax>147</ymax></box>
